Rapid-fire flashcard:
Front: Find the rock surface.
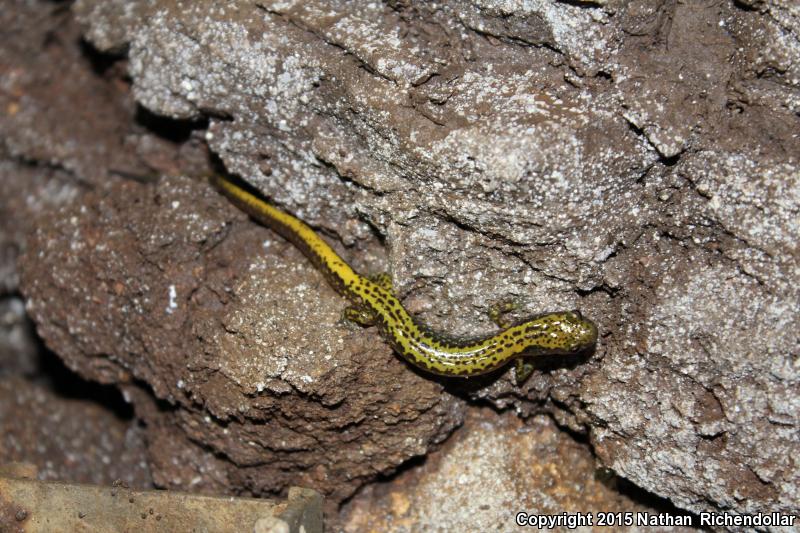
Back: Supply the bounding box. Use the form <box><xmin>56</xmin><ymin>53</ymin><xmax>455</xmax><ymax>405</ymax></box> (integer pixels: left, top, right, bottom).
<box><xmin>343</xmin><ymin>409</ymin><xmax>699</xmax><ymax>533</ymax></box>
<box><xmin>5</xmin><ymin>0</ymin><xmax>799</xmax><ymax>528</ymax></box>
<box><xmin>0</xmin><ymin>0</ymin><xmax>208</xmax><ymax>293</ymax></box>
<box><xmin>20</xmin><ymin>176</ymin><xmax>463</xmax><ymax>511</ymax></box>
<box><xmin>0</xmin><ymin>376</ymin><xmax>151</xmax><ymax>489</ymax></box>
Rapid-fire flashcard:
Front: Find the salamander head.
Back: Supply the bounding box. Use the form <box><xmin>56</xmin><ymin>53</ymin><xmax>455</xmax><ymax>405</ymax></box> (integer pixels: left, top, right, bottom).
<box><xmin>559</xmin><ymin>310</ymin><xmax>598</xmax><ymax>351</ymax></box>
<box><xmin>522</xmin><ymin>310</ymin><xmax>598</xmax><ymax>354</ymax></box>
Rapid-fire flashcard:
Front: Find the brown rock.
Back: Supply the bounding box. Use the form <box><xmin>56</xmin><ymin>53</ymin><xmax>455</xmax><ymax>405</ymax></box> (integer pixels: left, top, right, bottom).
<box><xmin>6</xmin><ymin>0</ymin><xmax>799</xmax><ymax>526</ymax></box>
<box><xmin>19</xmin><ymin>176</ymin><xmax>464</xmax><ymax>512</ymax></box>
<box><xmin>0</xmin><ymin>377</ymin><xmax>151</xmax><ymax>488</ymax></box>
<box><xmin>344</xmin><ymin>409</ymin><xmax>699</xmax><ymax>532</ymax></box>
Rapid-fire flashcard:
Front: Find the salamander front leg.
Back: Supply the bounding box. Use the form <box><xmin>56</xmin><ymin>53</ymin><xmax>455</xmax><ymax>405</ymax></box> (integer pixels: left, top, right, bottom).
<box><xmin>369</xmin><ymin>272</ymin><xmax>393</xmax><ymax>291</ymax></box>
<box><xmin>343</xmin><ymin>306</ymin><xmax>377</xmax><ymax>327</ymax></box>
<box><xmin>515</xmin><ymin>358</ymin><xmax>534</xmax><ymax>384</ymax></box>
<box><xmin>489</xmin><ymin>300</ymin><xmax>518</xmax><ymax>329</ymax></box>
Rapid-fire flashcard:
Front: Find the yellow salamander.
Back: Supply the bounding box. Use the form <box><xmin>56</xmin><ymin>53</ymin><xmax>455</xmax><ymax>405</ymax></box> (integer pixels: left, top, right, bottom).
<box><xmin>212</xmin><ymin>175</ymin><xmax>598</xmax><ymax>382</ymax></box>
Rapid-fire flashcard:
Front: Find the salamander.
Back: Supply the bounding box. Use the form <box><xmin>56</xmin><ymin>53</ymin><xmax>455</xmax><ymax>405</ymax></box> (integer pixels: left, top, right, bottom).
<box><xmin>212</xmin><ymin>174</ymin><xmax>598</xmax><ymax>382</ymax></box>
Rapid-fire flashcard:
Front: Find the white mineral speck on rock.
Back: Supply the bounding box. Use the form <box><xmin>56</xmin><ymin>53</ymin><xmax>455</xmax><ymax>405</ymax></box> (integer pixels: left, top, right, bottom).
<box><xmin>166</xmin><ymin>284</ymin><xmax>178</xmax><ymax>314</ymax></box>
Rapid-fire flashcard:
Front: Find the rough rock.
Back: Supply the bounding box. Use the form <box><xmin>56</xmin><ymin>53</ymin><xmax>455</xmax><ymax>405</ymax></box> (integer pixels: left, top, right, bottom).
<box><xmin>0</xmin><ymin>376</ymin><xmax>151</xmax><ymax>488</ymax></box>
<box><xmin>20</xmin><ymin>176</ymin><xmax>463</xmax><ymax>511</ymax></box>
<box><xmin>0</xmin><ymin>297</ymin><xmax>39</xmax><ymax>378</ymax></box>
<box><xmin>0</xmin><ymin>0</ymin><xmax>140</xmax><ymax>185</ymax></box>
<box><xmin>0</xmin><ymin>163</ymin><xmax>79</xmax><ymax>294</ymax></box>
<box><xmin>0</xmin><ymin>0</ymin><xmax>209</xmax><ymax>293</ymax></box>
<box><xmin>343</xmin><ymin>409</ymin><xmax>698</xmax><ymax>532</ymax></box>
<box><xmin>10</xmin><ymin>0</ymin><xmax>800</xmax><ymax>526</ymax></box>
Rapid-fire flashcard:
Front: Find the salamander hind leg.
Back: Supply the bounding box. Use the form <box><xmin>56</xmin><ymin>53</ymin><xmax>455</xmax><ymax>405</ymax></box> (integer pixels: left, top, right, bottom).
<box><xmin>515</xmin><ymin>358</ymin><xmax>535</xmax><ymax>385</ymax></box>
<box><xmin>489</xmin><ymin>300</ymin><xmax>518</xmax><ymax>329</ymax></box>
<box><xmin>369</xmin><ymin>272</ymin><xmax>393</xmax><ymax>291</ymax></box>
<box><xmin>343</xmin><ymin>306</ymin><xmax>377</xmax><ymax>327</ymax></box>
